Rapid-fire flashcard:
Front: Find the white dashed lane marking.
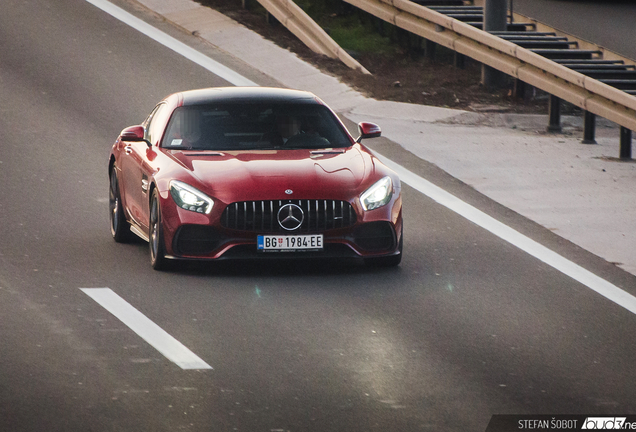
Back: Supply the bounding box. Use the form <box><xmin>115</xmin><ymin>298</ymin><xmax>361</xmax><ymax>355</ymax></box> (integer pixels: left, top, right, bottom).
<box><xmin>81</xmin><ymin>288</ymin><xmax>212</xmax><ymax>370</ymax></box>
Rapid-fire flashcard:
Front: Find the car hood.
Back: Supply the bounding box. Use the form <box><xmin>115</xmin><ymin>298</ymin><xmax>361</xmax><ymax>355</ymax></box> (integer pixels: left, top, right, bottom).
<box><xmin>167</xmin><ymin>147</ymin><xmax>369</xmax><ymax>202</ymax></box>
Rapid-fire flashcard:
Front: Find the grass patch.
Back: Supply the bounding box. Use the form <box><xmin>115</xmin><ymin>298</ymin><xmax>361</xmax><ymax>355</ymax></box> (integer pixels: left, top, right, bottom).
<box><xmin>326</xmin><ymin>18</ymin><xmax>393</xmax><ymax>54</ymax></box>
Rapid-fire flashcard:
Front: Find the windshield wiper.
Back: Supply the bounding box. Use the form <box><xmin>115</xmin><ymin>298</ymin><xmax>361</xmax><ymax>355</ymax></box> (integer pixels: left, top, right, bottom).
<box><xmin>310</xmin><ymin>149</ymin><xmax>345</xmax><ymax>155</ymax></box>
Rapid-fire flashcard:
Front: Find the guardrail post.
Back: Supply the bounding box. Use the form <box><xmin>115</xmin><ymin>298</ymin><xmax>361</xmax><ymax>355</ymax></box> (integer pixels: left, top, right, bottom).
<box><xmin>620</xmin><ymin>127</ymin><xmax>632</xmax><ymax>159</ymax></box>
<box><xmin>414</xmin><ymin>36</ymin><xmax>424</xmax><ymax>57</ymax></box>
<box><xmin>397</xmin><ymin>28</ymin><xmax>410</xmax><ymax>50</ymax></box>
<box><xmin>513</xmin><ymin>79</ymin><xmax>526</xmax><ymax>99</ymax></box>
<box><xmin>582</xmin><ymin>111</ymin><xmax>597</xmax><ymax>144</ymax></box>
<box><xmin>454</xmin><ymin>53</ymin><xmax>465</xmax><ymax>69</ymax></box>
<box><xmin>547</xmin><ymin>95</ymin><xmax>562</xmax><ymax>133</ymax></box>
<box><xmin>374</xmin><ymin>17</ymin><xmax>385</xmax><ymax>37</ymax></box>
<box><xmin>425</xmin><ymin>39</ymin><xmax>436</xmax><ymax>60</ymax></box>
<box><xmin>482</xmin><ymin>0</ymin><xmax>507</xmax><ymax>88</ymax></box>
<box><xmin>485</xmin><ymin>0</ymin><xmax>508</xmax><ymax>30</ymax></box>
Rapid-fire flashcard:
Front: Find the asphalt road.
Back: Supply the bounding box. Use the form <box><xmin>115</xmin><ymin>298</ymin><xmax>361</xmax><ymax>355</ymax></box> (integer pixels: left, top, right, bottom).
<box><xmin>513</xmin><ymin>0</ymin><xmax>636</xmax><ymax>60</ymax></box>
<box><xmin>1</xmin><ymin>0</ymin><xmax>636</xmax><ymax>431</ymax></box>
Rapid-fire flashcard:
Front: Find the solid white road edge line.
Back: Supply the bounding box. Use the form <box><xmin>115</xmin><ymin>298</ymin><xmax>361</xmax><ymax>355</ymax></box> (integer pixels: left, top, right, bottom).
<box><xmin>373</xmin><ymin>151</ymin><xmax>636</xmax><ymax>315</ymax></box>
<box><xmin>87</xmin><ymin>0</ymin><xmax>636</xmax><ymax>314</ymax></box>
<box><xmin>80</xmin><ymin>288</ymin><xmax>212</xmax><ymax>370</ymax></box>
<box><xmin>84</xmin><ymin>0</ymin><xmax>258</xmax><ymax>87</ymax></box>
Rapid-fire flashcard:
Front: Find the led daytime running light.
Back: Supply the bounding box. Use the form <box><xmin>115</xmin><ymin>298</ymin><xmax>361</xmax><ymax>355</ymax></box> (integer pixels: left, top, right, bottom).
<box><xmin>360</xmin><ymin>176</ymin><xmax>393</xmax><ymax>211</ymax></box>
<box><xmin>170</xmin><ymin>180</ymin><xmax>214</xmax><ymax>214</ymax></box>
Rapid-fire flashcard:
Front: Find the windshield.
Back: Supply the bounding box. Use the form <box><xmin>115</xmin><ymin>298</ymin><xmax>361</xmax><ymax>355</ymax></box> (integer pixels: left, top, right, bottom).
<box><xmin>161</xmin><ymin>103</ymin><xmax>352</xmax><ymax>150</ymax></box>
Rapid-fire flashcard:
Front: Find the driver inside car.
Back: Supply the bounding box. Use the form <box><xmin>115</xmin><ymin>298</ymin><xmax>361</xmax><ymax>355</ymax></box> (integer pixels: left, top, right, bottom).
<box><xmin>165</xmin><ymin>108</ymin><xmax>202</xmax><ymax>148</ymax></box>
<box><xmin>277</xmin><ymin>114</ymin><xmax>301</xmax><ymax>143</ymax></box>
<box><xmin>265</xmin><ymin>114</ymin><xmax>302</xmax><ymax>147</ymax></box>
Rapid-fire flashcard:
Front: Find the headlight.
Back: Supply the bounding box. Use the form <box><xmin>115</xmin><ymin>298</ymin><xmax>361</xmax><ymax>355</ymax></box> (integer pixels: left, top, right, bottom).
<box><xmin>360</xmin><ymin>176</ymin><xmax>393</xmax><ymax>211</ymax></box>
<box><xmin>169</xmin><ymin>180</ymin><xmax>214</xmax><ymax>214</ymax></box>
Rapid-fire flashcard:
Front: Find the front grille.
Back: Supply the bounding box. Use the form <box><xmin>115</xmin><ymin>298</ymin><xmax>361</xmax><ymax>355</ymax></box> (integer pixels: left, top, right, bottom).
<box><xmin>221</xmin><ymin>200</ymin><xmax>357</xmax><ymax>233</ymax></box>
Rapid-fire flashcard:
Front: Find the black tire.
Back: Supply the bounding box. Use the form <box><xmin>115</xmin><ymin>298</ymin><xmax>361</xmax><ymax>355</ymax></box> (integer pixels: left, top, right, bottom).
<box><xmin>364</xmin><ymin>225</ymin><xmax>403</xmax><ymax>268</ymax></box>
<box><xmin>109</xmin><ymin>166</ymin><xmax>133</xmax><ymax>243</ymax></box>
<box><xmin>149</xmin><ymin>189</ymin><xmax>170</xmax><ymax>270</ymax></box>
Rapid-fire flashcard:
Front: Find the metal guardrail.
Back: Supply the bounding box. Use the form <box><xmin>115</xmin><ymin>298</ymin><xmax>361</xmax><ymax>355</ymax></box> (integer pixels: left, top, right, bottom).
<box><xmin>343</xmin><ymin>0</ymin><xmax>636</xmax><ymax>133</ymax></box>
<box><xmin>253</xmin><ymin>0</ymin><xmax>371</xmax><ymax>74</ymax></box>
<box><xmin>436</xmin><ymin>5</ymin><xmax>636</xmax><ymax>98</ymax></box>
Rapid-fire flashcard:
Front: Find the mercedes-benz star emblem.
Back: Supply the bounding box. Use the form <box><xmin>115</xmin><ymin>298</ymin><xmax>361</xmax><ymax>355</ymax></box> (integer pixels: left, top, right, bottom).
<box><xmin>285</xmin><ymin>189</ymin><xmax>293</xmax><ymax>195</ymax></box>
<box><xmin>277</xmin><ymin>204</ymin><xmax>304</xmax><ymax>231</ymax></box>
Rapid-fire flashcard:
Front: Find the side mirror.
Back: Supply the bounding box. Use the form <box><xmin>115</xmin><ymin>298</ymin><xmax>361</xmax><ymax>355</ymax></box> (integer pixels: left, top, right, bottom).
<box><xmin>356</xmin><ymin>122</ymin><xmax>381</xmax><ymax>143</ymax></box>
<box><xmin>120</xmin><ymin>125</ymin><xmax>151</xmax><ymax>147</ymax></box>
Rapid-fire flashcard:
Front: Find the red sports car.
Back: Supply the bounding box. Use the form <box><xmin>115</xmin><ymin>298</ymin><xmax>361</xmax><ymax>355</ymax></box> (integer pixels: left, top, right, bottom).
<box><xmin>108</xmin><ymin>87</ymin><xmax>402</xmax><ymax>270</ymax></box>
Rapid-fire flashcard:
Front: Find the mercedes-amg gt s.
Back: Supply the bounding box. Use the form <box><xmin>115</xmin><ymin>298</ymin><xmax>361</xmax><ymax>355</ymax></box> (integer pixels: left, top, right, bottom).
<box><xmin>108</xmin><ymin>87</ymin><xmax>402</xmax><ymax>270</ymax></box>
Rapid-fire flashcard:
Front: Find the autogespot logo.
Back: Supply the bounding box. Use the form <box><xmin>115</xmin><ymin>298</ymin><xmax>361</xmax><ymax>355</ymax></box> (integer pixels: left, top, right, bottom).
<box><xmin>277</xmin><ymin>203</ymin><xmax>304</xmax><ymax>231</ymax></box>
<box><xmin>582</xmin><ymin>418</ymin><xmax>628</xmax><ymax>429</ymax></box>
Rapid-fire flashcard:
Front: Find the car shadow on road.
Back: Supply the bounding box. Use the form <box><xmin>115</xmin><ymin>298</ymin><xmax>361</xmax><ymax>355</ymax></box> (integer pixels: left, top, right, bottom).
<box><xmin>167</xmin><ymin>257</ymin><xmax>402</xmax><ymax>278</ymax></box>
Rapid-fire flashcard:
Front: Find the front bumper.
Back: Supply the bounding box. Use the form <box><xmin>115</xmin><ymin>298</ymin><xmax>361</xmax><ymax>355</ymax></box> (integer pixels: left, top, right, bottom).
<box><xmin>158</xmin><ymin>191</ymin><xmax>403</xmax><ymax>261</ymax></box>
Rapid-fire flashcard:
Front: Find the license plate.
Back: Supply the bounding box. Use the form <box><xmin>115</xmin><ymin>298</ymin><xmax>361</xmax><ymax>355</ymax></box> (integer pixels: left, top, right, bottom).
<box><xmin>257</xmin><ymin>234</ymin><xmax>323</xmax><ymax>252</ymax></box>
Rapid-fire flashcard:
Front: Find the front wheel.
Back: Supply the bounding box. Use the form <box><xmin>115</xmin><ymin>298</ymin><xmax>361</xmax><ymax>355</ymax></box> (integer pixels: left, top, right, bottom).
<box><xmin>149</xmin><ymin>189</ymin><xmax>170</xmax><ymax>270</ymax></box>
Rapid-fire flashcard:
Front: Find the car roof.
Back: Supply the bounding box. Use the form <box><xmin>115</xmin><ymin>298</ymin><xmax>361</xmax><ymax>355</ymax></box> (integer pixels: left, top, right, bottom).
<box><xmin>178</xmin><ymin>87</ymin><xmax>320</xmax><ymax>106</ymax></box>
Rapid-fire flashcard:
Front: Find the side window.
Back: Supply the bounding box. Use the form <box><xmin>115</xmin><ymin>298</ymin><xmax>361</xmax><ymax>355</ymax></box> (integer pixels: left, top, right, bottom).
<box><xmin>146</xmin><ymin>103</ymin><xmax>171</xmax><ymax>145</ymax></box>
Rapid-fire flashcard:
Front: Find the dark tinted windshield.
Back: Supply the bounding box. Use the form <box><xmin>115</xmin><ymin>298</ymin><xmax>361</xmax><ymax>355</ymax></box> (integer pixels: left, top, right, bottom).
<box><xmin>161</xmin><ymin>103</ymin><xmax>352</xmax><ymax>150</ymax></box>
